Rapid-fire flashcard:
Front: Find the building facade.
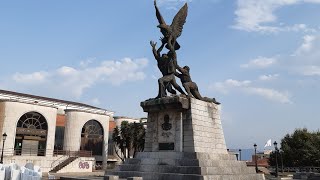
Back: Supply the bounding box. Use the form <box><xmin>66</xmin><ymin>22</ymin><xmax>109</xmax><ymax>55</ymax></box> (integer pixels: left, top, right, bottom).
<box><xmin>0</xmin><ymin>89</ymin><xmax>113</xmax><ymax>172</ymax></box>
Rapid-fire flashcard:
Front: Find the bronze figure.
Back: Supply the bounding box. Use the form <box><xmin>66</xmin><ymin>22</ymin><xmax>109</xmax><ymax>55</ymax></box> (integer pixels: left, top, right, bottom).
<box><xmin>150</xmin><ymin>40</ymin><xmax>186</xmax><ymax>98</ymax></box>
<box><xmin>175</xmin><ymin>66</ymin><xmax>220</xmax><ymax>104</ymax></box>
<box><xmin>151</xmin><ymin>0</ymin><xmax>219</xmax><ymax>104</ymax></box>
<box><xmin>154</xmin><ymin>0</ymin><xmax>188</xmax><ymax>50</ymax></box>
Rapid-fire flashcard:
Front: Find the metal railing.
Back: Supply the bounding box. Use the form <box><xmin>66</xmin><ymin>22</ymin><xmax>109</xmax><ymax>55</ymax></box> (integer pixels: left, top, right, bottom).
<box><xmin>14</xmin><ymin>148</ymin><xmax>46</xmax><ymax>156</ymax></box>
<box><xmin>50</xmin><ymin>150</ymin><xmax>92</xmax><ymax>171</ymax></box>
<box><xmin>269</xmin><ymin>166</ymin><xmax>320</xmax><ymax>173</ymax></box>
<box><xmin>51</xmin><ymin>154</ymin><xmax>70</xmax><ymax>170</ymax></box>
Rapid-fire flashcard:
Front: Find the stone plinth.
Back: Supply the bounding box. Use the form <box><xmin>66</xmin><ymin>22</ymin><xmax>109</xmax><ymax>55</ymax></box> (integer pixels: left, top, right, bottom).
<box><xmin>141</xmin><ymin>96</ymin><xmax>189</xmax><ymax>152</ymax></box>
<box><xmin>106</xmin><ymin>96</ymin><xmax>265</xmax><ymax>180</ymax></box>
<box><xmin>141</xmin><ymin>96</ymin><xmax>227</xmax><ymax>154</ymax></box>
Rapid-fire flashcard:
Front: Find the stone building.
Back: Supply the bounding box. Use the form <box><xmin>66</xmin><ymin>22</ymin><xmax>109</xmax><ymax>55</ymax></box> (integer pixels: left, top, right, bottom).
<box><xmin>0</xmin><ymin>89</ymin><xmax>113</xmax><ymax>172</ymax></box>
<box><xmin>247</xmin><ymin>150</ymin><xmax>271</xmax><ymax>168</ymax></box>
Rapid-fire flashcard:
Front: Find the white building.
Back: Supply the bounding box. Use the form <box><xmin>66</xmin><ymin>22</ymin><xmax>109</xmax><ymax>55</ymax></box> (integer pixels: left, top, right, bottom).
<box><xmin>0</xmin><ymin>89</ymin><xmax>113</xmax><ymax>172</ymax></box>
<box><xmin>113</xmin><ymin>116</ymin><xmax>141</xmax><ymax>127</ymax></box>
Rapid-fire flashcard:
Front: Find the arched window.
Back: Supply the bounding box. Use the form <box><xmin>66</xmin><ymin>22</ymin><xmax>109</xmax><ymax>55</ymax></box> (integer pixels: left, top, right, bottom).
<box><xmin>15</xmin><ymin>112</ymin><xmax>48</xmax><ymax>156</ymax></box>
<box><xmin>17</xmin><ymin>112</ymin><xmax>48</xmax><ymax>130</ymax></box>
<box><xmin>80</xmin><ymin>120</ymin><xmax>104</xmax><ymax>156</ymax></box>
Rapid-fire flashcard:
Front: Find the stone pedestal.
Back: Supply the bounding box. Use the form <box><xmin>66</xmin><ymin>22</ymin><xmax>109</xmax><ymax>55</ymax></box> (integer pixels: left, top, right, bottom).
<box><xmin>106</xmin><ymin>96</ymin><xmax>265</xmax><ymax>180</ymax></box>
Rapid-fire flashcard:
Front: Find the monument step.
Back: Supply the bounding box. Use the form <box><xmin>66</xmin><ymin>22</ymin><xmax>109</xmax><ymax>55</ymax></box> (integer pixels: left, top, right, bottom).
<box><xmin>107</xmin><ymin>170</ymin><xmax>265</xmax><ymax>180</ymax></box>
<box><xmin>107</xmin><ymin>170</ymin><xmax>203</xmax><ymax>180</ymax></box>
<box><xmin>118</xmin><ymin>164</ymin><xmax>256</xmax><ymax>175</ymax></box>
<box><xmin>125</xmin><ymin>158</ymin><xmax>247</xmax><ymax>167</ymax></box>
<box><xmin>135</xmin><ymin>152</ymin><xmax>236</xmax><ymax>160</ymax></box>
<box><xmin>179</xmin><ymin>159</ymin><xmax>248</xmax><ymax>167</ymax></box>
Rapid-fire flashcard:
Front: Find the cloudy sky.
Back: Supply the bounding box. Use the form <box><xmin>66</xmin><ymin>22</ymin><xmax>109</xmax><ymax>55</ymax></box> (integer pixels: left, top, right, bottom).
<box><xmin>1</xmin><ymin>0</ymin><xmax>320</xmax><ymax>149</ymax></box>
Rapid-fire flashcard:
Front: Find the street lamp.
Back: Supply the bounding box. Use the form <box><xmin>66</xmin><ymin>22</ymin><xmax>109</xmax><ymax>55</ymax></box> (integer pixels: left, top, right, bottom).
<box><xmin>254</xmin><ymin>143</ymin><xmax>258</xmax><ymax>173</ymax></box>
<box><xmin>280</xmin><ymin>148</ymin><xmax>284</xmax><ymax>173</ymax></box>
<box><xmin>0</xmin><ymin>133</ymin><xmax>7</xmax><ymax>164</ymax></box>
<box><xmin>123</xmin><ymin>141</ymin><xmax>127</xmax><ymax>159</ymax></box>
<box><xmin>274</xmin><ymin>141</ymin><xmax>279</xmax><ymax>177</ymax></box>
<box><xmin>239</xmin><ymin>149</ymin><xmax>242</xmax><ymax>161</ymax></box>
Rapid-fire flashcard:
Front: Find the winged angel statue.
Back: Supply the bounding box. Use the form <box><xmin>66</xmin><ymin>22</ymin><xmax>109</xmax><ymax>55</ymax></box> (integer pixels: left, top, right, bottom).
<box><xmin>151</xmin><ymin>1</ymin><xmax>220</xmax><ymax>104</ymax></box>
<box><xmin>150</xmin><ymin>0</ymin><xmax>188</xmax><ymax>99</ymax></box>
<box><xmin>154</xmin><ymin>0</ymin><xmax>188</xmax><ymax>50</ymax></box>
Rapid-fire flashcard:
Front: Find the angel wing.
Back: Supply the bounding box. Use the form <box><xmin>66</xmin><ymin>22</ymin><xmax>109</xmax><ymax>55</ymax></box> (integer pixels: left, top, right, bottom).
<box><xmin>154</xmin><ymin>0</ymin><xmax>166</xmax><ymax>26</ymax></box>
<box><xmin>171</xmin><ymin>3</ymin><xmax>188</xmax><ymax>38</ymax></box>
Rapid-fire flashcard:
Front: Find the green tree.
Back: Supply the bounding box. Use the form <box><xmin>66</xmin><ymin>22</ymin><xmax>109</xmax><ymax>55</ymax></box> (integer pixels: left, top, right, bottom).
<box><xmin>131</xmin><ymin>122</ymin><xmax>146</xmax><ymax>157</ymax></box>
<box><xmin>269</xmin><ymin>128</ymin><xmax>320</xmax><ymax>167</ymax></box>
<box><xmin>112</xmin><ymin>121</ymin><xmax>145</xmax><ymax>162</ymax></box>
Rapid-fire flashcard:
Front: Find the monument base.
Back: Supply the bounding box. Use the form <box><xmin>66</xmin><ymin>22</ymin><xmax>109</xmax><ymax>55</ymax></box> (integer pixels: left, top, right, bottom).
<box><xmin>106</xmin><ymin>96</ymin><xmax>265</xmax><ymax>180</ymax></box>
<box><xmin>107</xmin><ymin>152</ymin><xmax>265</xmax><ymax>180</ymax></box>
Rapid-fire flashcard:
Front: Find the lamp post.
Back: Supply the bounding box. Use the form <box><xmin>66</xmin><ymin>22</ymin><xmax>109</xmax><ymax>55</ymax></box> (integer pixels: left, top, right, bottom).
<box><xmin>0</xmin><ymin>133</ymin><xmax>7</xmax><ymax>164</ymax></box>
<box><xmin>254</xmin><ymin>143</ymin><xmax>258</xmax><ymax>173</ymax></box>
<box><xmin>123</xmin><ymin>141</ymin><xmax>127</xmax><ymax>159</ymax></box>
<box><xmin>239</xmin><ymin>149</ymin><xmax>242</xmax><ymax>161</ymax></box>
<box><xmin>274</xmin><ymin>141</ymin><xmax>279</xmax><ymax>177</ymax></box>
<box><xmin>280</xmin><ymin>148</ymin><xmax>284</xmax><ymax>173</ymax></box>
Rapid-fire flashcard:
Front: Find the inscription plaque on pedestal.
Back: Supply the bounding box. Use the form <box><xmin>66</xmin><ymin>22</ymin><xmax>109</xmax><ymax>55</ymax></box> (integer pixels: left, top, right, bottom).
<box><xmin>158</xmin><ymin>143</ymin><xmax>174</xmax><ymax>151</ymax></box>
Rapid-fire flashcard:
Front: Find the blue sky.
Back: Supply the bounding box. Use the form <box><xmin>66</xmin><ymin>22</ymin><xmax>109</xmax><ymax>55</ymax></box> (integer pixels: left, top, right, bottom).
<box><xmin>1</xmin><ymin>0</ymin><xmax>320</xmax><ymax>150</ymax></box>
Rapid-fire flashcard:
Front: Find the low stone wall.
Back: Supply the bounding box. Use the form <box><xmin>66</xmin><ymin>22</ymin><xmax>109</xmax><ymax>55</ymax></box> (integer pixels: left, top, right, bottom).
<box><xmin>58</xmin><ymin>157</ymin><xmax>95</xmax><ymax>173</ymax></box>
<box><xmin>3</xmin><ymin>155</ymin><xmax>62</xmax><ymax>172</ymax></box>
<box><xmin>3</xmin><ymin>156</ymin><xmax>95</xmax><ymax>173</ymax></box>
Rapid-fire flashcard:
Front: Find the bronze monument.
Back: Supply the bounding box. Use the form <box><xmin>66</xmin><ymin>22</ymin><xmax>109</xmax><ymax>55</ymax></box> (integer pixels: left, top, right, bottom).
<box><xmin>106</xmin><ymin>2</ymin><xmax>265</xmax><ymax>179</ymax></box>
<box><xmin>151</xmin><ymin>0</ymin><xmax>219</xmax><ymax>104</ymax></box>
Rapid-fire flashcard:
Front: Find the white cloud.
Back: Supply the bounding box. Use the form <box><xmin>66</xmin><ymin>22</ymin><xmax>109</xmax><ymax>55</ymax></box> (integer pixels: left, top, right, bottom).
<box><xmin>298</xmin><ymin>66</ymin><xmax>320</xmax><ymax>76</ymax></box>
<box><xmin>305</xmin><ymin>0</ymin><xmax>320</xmax><ymax>2</ymax></box>
<box><xmin>246</xmin><ymin>87</ymin><xmax>292</xmax><ymax>104</ymax></box>
<box><xmin>97</xmin><ymin>58</ymin><xmax>148</xmax><ymax>85</ymax></box>
<box><xmin>91</xmin><ymin>98</ymin><xmax>101</xmax><ymax>106</ymax></box>
<box><xmin>57</xmin><ymin>66</ymin><xmax>78</xmax><ymax>76</ymax></box>
<box><xmin>11</xmin><ymin>58</ymin><xmax>148</xmax><ymax>98</ymax></box>
<box><xmin>80</xmin><ymin>58</ymin><xmax>94</xmax><ymax>68</ymax></box>
<box><xmin>293</xmin><ymin>35</ymin><xmax>317</xmax><ymax>55</ymax></box>
<box><xmin>289</xmin><ymin>34</ymin><xmax>320</xmax><ymax>76</ymax></box>
<box><xmin>241</xmin><ymin>56</ymin><xmax>277</xmax><ymax>68</ymax></box>
<box><xmin>233</xmin><ymin>0</ymin><xmax>319</xmax><ymax>33</ymax></box>
<box><xmin>224</xmin><ymin>79</ymin><xmax>251</xmax><ymax>87</ymax></box>
<box><xmin>13</xmin><ymin>71</ymin><xmax>49</xmax><ymax>84</ymax></box>
<box><xmin>259</xmin><ymin>74</ymin><xmax>279</xmax><ymax>81</ymax></box>
<box><xmin>157</xmin><ymin>0</ymin><xmax>191</xmax><ymax>10</ymax></box>
<box><xmin>157</xmin><ymin>0</ymin><xmax>220</xmax><ymax>10</ymax></box>
<box><xmin>210</xmin><ymin>79</ymin><xmax>291</xmax><ymax>103</ymax></box>
<box><xmin>216</xmin><ymin>34</ymin><xmax>320</xmax><ymax>104</ymax></box>
<box><xmin>284</xmin><ymin>24</ymin><xmax>316</xmax><ymax>33</ymax></box>
<box><xmin>237</xmin><ymin>35</ymin><xmax>319</xmax><ymax>78</ymax></box>
<box><xmin>210</xmin><ymin>79</ymin><xmax>251</xmax><ymax>94</ymax></box>
<box><xmin>159</xmin><ymin>0</ymin><xmax>190</xmax><ymax>3</ymax></box>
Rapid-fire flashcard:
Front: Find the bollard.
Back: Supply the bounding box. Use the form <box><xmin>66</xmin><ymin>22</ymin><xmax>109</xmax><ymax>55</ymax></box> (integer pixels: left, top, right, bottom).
<box><xmin>104</xmin><ymin>175</ymin><xmax>119</xmax><ymax>180</ymax></box>
<box><xmin>127</xmin><ymin>177</ymin><xmax>143</xmax><ymax>180</ymax></box>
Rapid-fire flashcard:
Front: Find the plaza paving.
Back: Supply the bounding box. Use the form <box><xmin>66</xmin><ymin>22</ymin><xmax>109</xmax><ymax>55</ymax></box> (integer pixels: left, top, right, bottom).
<box><xmin>42</xmin><ymin>171</ymin><xmax>107</xmax><ymax>180</ymax></box>
<box><xmin>44</xmin><ymin>171</ymin><xmax>291</xmax><ymax>180</ymax></box>
<box><xmin>41</xmin><ymin>167</ymin><xmax>319</xmax><ymax>180</ymax></box>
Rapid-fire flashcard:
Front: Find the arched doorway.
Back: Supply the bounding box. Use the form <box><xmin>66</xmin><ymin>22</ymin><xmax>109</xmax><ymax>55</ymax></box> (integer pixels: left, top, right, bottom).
<box><xmin>14</xmin><ymin>111</ymin><xmax>48</xmax><ymax>156</ymax></box>
<box><xmin>80</xmin><ymin>120</ymin><xmax>104</xmax><ymax>156</ymax></box>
